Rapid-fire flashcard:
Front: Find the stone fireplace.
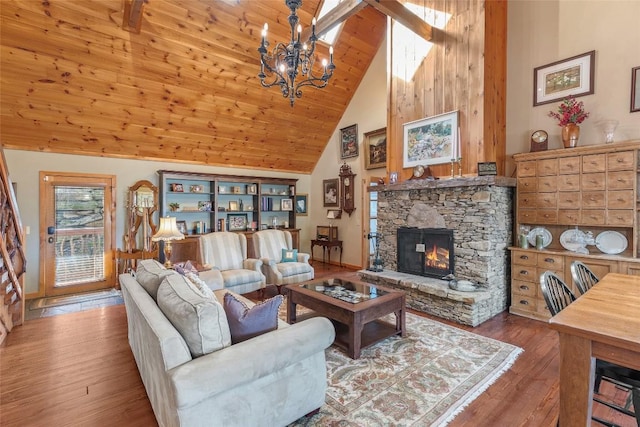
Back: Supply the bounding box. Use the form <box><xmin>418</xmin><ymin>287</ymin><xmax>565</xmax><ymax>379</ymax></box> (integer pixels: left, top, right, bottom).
<box><xmin>359</xmin><ymin>176</ymin><xmax>515</xmax><ymax>326</ymax></box>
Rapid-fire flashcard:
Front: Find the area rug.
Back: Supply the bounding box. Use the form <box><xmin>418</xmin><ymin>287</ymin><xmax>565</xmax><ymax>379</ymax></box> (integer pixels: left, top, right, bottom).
<box><xmin>288</xmin><ymin>312</ymin><xmax>523</xmax><ymax>426</ymax></box>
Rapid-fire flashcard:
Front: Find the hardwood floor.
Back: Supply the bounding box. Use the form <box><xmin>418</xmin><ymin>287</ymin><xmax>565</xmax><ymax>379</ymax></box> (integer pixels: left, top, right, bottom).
<box><xmin>1</xmin><ymin>265</ymin><xmax>635</xmax><ymax>426</ymax></box>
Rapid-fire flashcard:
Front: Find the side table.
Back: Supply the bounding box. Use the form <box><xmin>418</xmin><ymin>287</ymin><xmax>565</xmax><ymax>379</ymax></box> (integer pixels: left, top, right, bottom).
<box><xmin>310</xmin><ymin>239</ymin><xmax>343</xmax><ymax>267</ymax></box>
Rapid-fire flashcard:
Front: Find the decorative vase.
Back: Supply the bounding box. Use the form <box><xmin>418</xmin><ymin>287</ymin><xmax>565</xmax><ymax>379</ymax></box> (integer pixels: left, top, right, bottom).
<box><xmin>561</xmin><ymin>124</ymin><xmax>580</xmax><ymax>148</ymax></box>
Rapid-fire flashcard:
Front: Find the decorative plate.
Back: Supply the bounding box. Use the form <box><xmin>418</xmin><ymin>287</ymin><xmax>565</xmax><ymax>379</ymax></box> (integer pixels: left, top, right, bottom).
<box><xmin>560</xmin><ymin>228</ymin><xmax>587</xmax><ymax>252</ymax></box>
<box><xmin>595</xmin><ymin>231</ymin><xmax>628</xmax><ymax>255</ymax></box>
<box><xmin>527</xmin><ymin>227</ymin><xmax>552</xmax><ymax>248</ymax></box>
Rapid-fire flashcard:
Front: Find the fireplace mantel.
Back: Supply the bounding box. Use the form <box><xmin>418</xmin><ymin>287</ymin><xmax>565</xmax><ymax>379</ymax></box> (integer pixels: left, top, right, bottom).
<box><xmin>373</xmin><ymin>175</ymin><xmax>516</xmax><ymax>192</ymax></box>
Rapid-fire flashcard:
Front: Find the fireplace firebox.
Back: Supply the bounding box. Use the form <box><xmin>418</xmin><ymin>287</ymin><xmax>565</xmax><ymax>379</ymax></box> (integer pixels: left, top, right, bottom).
<box><xmin>397</xmin><ymin>227</ymin><xmax>454</xmax><ymax>279</ymax></box>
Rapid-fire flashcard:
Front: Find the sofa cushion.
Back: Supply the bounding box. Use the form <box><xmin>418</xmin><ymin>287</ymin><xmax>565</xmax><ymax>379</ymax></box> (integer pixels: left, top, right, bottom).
<box><xmin>281</xmin><ymin>248</ymin><xmax>298</xmax><ymax>262</ymax></box>
<box><xmin>223</xmin><ymin>293</ymin><xmax>283</xmax><ymax>344</ymax></box>
<box><xmin>157</xmin><ymin>274</ymin><xmax>231</xmax><ymax>357</ymax></box>
<box><xmin>135</xmin><ymin>259</ymin><xmax>177</xmax><ymax>300</ymax></box>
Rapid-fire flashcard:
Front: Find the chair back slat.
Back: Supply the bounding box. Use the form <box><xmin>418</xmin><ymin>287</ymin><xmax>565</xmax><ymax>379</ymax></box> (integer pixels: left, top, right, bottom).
<box><xmin>570</xmin><ymin>261</ymin><xmax>600</xmax><ymax>295</ymax></box>
<box><xmin>540</xmin><ymin>271</ymin><xmax>576</xmax><ymax>316</ymax></box>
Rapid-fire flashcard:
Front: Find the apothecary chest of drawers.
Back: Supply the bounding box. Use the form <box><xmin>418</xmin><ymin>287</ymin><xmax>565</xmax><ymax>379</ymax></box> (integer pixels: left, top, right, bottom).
<box><xmin>510</xmin><ymin>140</ymin><xmax>640</xmax><ymax>321</ymax></box>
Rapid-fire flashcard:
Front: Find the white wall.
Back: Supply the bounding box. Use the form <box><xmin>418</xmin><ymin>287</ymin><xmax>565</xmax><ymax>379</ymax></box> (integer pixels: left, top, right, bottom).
<box><xmin>5</xmin><ymin>150</ymin><xmax>311</xmax><ymax>295</ymax></box>
<box><xmin>309</xmin><ymin>37</ymin><xmax>388</xmax><ymax>269</ymax></box>
<box><xmin>506</xmin><ymin>0</ymin><xmax>640</xmax><ymax>173</ymax></box>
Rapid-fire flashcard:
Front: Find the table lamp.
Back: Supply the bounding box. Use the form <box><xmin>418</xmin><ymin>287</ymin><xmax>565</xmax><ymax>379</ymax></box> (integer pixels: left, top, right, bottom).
<box><xmin>151</xmin><ymin>217</ymin><xmax>185</xmax><ymax>267</ymax></box>
<box><xmin>327</xmin><ymin>210</ymin><xmax>339</xmax><ymax>228</ymax></box>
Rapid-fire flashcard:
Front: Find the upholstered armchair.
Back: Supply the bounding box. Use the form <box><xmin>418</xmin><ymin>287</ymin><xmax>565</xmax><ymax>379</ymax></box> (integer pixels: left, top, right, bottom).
<box><xmin>198</xmin><ymin>232</ymin><xmax>266</xmax><ymax>294</ymax></box>
<box><xmin>252</xmin><ymin>229</ymin><xmax>314</xmax><ymax>290</ymax></box>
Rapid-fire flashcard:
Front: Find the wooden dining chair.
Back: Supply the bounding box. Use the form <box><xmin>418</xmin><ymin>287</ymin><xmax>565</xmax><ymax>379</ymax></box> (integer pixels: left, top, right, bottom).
<box><xmin>570</xmin><ymin>261</ymin><xmax>600</xmax><ymax>295</ymax></box>
<box><xmin>540</xmin><ymin>271</ymin><xmax>640</xmax><ymax>427</ymax></box>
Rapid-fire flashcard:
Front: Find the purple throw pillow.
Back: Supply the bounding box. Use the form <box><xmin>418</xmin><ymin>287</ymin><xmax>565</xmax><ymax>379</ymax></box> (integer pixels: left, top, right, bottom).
<box><xmin>223</xmin><ymin>293</ymin><xmax>283</xmax><ymax>344</ymax></box>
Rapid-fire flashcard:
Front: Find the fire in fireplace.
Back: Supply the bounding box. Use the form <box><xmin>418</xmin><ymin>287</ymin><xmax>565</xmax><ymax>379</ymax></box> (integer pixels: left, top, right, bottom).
<box><xmin>397</xmin><ymin>227</ymin><xmax>454</xmax><ymax>279</ymax></box>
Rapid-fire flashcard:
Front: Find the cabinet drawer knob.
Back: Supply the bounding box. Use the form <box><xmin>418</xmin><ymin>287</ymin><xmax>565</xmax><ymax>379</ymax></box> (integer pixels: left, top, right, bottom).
<box><xmin>617</xmin><ymin>178</ymin><xmax>624</xmax><ymax>182</ymax></box>
<box><xmin>520</xmin><ymin>270</ymin><xmax>528</xmax><ymax>275</ymax></box>
<box><xmin>520</xmin><ymin>300</ymin><xmax>529</xmax><ymax>305</ymax></box>
<box><xmin>617</xmin><ymin>158</ymin><xmax>623</xmax><ymax>163</ymax></box>
<box><xmin>544</xmin><ymin>258</ymin><xmax>554</xmax><ymax>263</ymax></box>
<box><xmin>519</xmin><ymin>285</ymin><xmax>529</xmax><ymax>291</ymax></box>
<box><xmin>519</xmin><ymin>255</ymin><xmax>529</xmax><ymax>260</ymax></box>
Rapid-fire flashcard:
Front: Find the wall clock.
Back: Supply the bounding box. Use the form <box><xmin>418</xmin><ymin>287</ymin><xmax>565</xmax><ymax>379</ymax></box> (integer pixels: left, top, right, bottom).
<box><xmin>339</xmin><ymin>162</ymin><xmax>356</xmax><ymax>216</ymax></box>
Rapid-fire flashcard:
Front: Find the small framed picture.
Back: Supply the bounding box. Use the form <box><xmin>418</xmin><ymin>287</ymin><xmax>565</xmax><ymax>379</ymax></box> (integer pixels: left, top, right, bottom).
<box><xmin>229</xmin><ymin>201</ymin><xmax>239</xmax><ymax>211</ymax></box>
<box><xmin>295</xmin><ymin>193</ymin><xmax>308</xmax><ymax>216</ymax></box>
<box><xmin>247</xmin><ymin>184</ymin><xmax>257</xmax><ymax>195</ymax></box>
<box><xmin>198</xmin><ymin>201</ymin><xmax>212</xmax><ymax>211</ymax></box>
<box><xmin>533</xmin><ymin>50</ymin><xmax>595</xmax><ymax>106</ymax></box>
<box><xmin>231</xmin><ymin>186</ymin><xmax>242</xmax><ymax>194</ymax></box>
<box><xmin>477</xmin><ymin>162</ymin><xmax>498</xmax><ymax>176</ymax></box>
<box><xmin>170</xmin><ymin>183</ymin><xmax>184</xmax><ymax>192</ymax></box>
<box><xmin>340</xmin><ymin>124</ymin><xmax>359</xmax><ymax>159</ymax></box>
<box><xmin>281</xmin><ymin>198</ymin><xmax>293</xmax><ymax>211</ymax></box>
<box><xmin>176</xmin><ymin>220</ymin><xmax>188</xmax><ymax>235</ymax></box>
<box><xmin>389</xmin><ymin>172</ymin><xmax>398</xmax><ymax>184</ymax></box>
<box><xmin>364</xmin><ymin>127</ymin><xmax>387</xmax><ymax>169</ymax></box>
<box><xmin>228</xmin><ymin>214</ymin><xmax>248</xmax><ymax>231</ymax></box>
<box><xmin>323</xmin><ymin>179</ymin><xmax>339</xmax><ymax>207</ymax></box>
<box><xmin>190</xmin><ymin>185</ymin><xmax>203</xmax><ymax>193</ymax></box>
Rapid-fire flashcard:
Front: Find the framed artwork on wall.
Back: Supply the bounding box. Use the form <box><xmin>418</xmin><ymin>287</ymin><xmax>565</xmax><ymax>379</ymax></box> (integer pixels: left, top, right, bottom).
<box><xmin>295</xmin><ymin>193</ymin><xmax>308</xmax><ymax>216</ymax></box>
<box><xmin>403</xmin><ymin>111</ymin><xmax>458</xmax><ymax>168</ymax></box>
<box><xmin>533</xmin><ymin>50</ymin><xmax>595</xmax><ymax>106</ymax></box>
<box><xmin>323</xmin><ymin>179</ymin><xmax>339</xmax><ymax>207</ymax></box>
<box><xmin>631</xmin><ymin>66</ymin><xmax>640</xmax><ymax>113</ymax></box>
<box><xmin>340</xmin><ymin>124</ymin><xmax>358</xmax><ymax>159</ymax></box>
<box><xmin>364</xmin><ymin>127</ymin><xmax>387</xmax><ymax>170</ymax></box>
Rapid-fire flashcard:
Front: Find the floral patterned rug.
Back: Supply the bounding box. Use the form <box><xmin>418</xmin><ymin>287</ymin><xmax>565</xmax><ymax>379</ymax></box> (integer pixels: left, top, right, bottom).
<box><xmin>288</xmin><ymin>312</ymin><xmax>522</xmax><ymax>427</ymax></box>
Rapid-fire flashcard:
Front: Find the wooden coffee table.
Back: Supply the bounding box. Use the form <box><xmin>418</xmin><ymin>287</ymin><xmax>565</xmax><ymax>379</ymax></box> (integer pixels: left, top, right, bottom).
<box><xmin>285</xmin><ymin>278</ymin><xmax>406</xmax><ymax>359</ymax></box>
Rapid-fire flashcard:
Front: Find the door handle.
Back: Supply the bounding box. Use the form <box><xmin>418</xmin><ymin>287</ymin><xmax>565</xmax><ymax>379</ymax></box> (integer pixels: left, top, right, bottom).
<box><xmin>48</xmin><ymin>236</ymin><xmax>54</xmax><ymax>243</ymax></box>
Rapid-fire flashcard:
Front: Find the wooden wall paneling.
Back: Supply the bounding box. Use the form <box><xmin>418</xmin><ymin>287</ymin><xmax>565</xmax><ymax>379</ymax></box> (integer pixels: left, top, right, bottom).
<box><xmin>1</xmin><ymin>0</ymin><xmax>383</xmax><ymax>173</ymax></box>
<box><xmin>465</xmin><ymin>0</ymin><xmax>484</xmax><ymax>176</ymax></box>
<box><xmin>456</xmin><ymin>8</ymin><xmax>470</xmax><ymax>174</ymax></box>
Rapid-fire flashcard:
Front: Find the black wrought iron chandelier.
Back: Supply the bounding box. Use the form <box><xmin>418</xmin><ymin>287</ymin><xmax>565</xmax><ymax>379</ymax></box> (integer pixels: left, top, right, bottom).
<box><xmin>258</xmin><ymin>0</ymin><xmax>335</xmax><ymax>107</ymax></box>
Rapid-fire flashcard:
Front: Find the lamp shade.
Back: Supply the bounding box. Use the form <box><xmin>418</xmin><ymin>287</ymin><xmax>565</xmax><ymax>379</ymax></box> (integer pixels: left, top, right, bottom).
<box><xmin>152</xmin><ymin>217</ymin><xmax>185</xmax><ymax>242</ymax></box>
<box><xmin>327</xmin><ymin>210</ymin><xmax>338</xmax><ymax>219</ymax></box>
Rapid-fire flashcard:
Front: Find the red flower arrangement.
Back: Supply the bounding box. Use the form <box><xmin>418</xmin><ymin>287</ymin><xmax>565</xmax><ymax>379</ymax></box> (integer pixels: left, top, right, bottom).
<box><xmin>548</xmin><ymin>95</ymin><xmax>590</xmax><ymax>126</ymax></box>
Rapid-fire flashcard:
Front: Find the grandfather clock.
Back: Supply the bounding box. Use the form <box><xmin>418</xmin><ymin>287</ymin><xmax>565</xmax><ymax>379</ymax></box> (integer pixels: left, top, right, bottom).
<box><xmin>339</xmin><ymin>162</ymin><xmax>356</xmax><ymax>216</ymax></box>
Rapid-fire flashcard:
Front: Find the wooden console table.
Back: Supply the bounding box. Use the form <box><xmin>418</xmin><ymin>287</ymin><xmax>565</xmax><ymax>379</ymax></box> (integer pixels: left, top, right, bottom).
<box><xmin>310</xmin><ymin>239</ymin><xmax>343</xmax><ymax>267</ymax></box>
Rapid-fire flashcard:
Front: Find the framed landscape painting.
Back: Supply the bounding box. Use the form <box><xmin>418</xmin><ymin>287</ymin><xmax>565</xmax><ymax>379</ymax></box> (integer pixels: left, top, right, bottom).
<box><xmin>533</xmin><ymin>50</ymin><xmax>595</xmax><ymax>106</ymax></box>
<box><xmin>403</xmin><ymin>111</ymin><xmax>458</xmax><ymax>168</ymax></box>
<box><xmin>364</xmin><ymin>127</ymin><xmax>387</xmax><ymax>169</ymax></box>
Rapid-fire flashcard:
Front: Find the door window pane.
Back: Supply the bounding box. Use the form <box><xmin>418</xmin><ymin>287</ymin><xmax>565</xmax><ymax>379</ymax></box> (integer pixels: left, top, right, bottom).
<box><xmin>54</xmin><ymin>186</ymin><xmax>105</xmax><ymax>286</ymax></box>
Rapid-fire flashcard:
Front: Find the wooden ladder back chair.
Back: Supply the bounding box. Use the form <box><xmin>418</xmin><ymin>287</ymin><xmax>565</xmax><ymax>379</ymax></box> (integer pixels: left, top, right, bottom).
<box><xmin>570</xmin><ymin>261</ymin><xmax>600</xmax><ymax>295</ymax></box>
<box><xmin>539</xmin><ymin>271</ymin><xmax>576</xmax><ymax>316</ymax></box>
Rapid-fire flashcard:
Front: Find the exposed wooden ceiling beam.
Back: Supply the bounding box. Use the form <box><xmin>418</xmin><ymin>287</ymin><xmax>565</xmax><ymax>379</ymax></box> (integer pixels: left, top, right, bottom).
<box><xmin>122</xmin><ymin>0</ymin><xmax>145</xmax><ymax>34</ymax></box>
<box><xmin>301</xmin><ymin>0</ymin><xmax>368</xmax><ymax>41</ymax></box>
<box><xmin>364</xmin><ymin>0</ymin><xmax>432</xmax><ymax>41</ymax></box>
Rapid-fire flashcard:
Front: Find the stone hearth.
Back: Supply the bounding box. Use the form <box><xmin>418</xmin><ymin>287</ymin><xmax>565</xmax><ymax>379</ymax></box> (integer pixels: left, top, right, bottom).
<box><xmin>359</xmin><ymin>176</ymin><xmax>515</xmax><ymax>326</ymax></box>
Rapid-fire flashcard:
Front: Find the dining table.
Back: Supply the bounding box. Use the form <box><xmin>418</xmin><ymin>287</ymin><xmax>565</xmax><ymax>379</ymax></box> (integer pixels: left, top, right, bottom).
<box><xmin>548</xmin><ymin>272</ymin><xmax>640</xmax><ymax>426</ymax></box>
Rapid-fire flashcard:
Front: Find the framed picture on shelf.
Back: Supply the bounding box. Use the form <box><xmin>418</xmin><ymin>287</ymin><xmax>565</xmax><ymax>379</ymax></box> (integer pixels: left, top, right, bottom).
<box><xmin>176</xmin><ymin>220</ymin><xmax>188</xmax><ymax>235</ymax></box>
<box><xmin>403</xmin><ymin>111</ymin><xmax>458</xmax><ymax>168</ymax></box>
<box><xmin>281</xmin><ymin>198</ymin><xmax>293</xmax><ymax>211</ymax></box>
<box><xmin>323</xmin><ymin>179</ymin><xmax>339</xmax><ymax>207</ymax></box>
<box><xmin>170</xmin><ymin>183</ymin><xmax>184</xmax><ymax>192</ymax></box>
<box><xmin>228</xmin><ymin>214</ymin><xmax>248</xmax><ymax>231</ymax></box>
<box><xmin>340</xmin><ymin>124</ymin><xmax>358</xmax><ymax>159</ymax></box>
<box><xmin>533</xmin><ymin>50</ymin><xmax>595</xmax><ymax>106</ymax></box>
<box><xmin>229</xmin><ymin>201</ymin><xmax>239</xmax><ymax>211</ymax></box>
<box><xmin>190</xmin><ymin>185</ymin><xmax>203</xmax><ymax>193</ymax></box>
<box><xmin>198</xmin><ymin>201</ymin><xmax>212</xmax><ymax>211</ymax></box>
<box><xmin>364</xmin><ymin>127</ymin><xmax>387</xmax><ymax>169</ymax></box>
<box><xmin>246</xmin><ymin>184</ymin><xmax>258</xmax><ymax>195</ymax></box>
<box><xmin>295</xmin><ymin>193</ymin><xmax>308</xmax><ymax>216</ymax></box>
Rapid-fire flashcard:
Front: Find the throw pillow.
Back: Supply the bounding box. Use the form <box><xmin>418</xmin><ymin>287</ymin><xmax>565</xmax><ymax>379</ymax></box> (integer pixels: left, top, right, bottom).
<box><xmin>157</xmin><ymin>274</ymin><xmax>231</xmax><ymax>357</ymax></box>
<box><xmin>281</xmin><ymin>248</ymin><xmax>298</xmax><ymax>263</ymax></box>
<box><xmin>223</xmin><ymin>293</ymin><xmax>283</xmax><ymax>344</ymax></box>
<box><xmin>135</xmin><ymin>259</ymin><xmax>177</xmax><ymax>300</ymax></box>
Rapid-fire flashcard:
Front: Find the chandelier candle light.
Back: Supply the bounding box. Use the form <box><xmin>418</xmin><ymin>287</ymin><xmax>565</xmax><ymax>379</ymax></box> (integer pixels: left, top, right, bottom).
<box><xmin>258</xmin><ymin>0</ymin><xmax>335</xmax><ymax>107</ymax></box>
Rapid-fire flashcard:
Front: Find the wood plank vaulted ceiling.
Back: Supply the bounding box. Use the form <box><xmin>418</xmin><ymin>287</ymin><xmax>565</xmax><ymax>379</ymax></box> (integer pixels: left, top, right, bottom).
<box><xmin>0</xmin><ymin>0</ymin><xmax>386</xmax><ymax>174</ymax></box>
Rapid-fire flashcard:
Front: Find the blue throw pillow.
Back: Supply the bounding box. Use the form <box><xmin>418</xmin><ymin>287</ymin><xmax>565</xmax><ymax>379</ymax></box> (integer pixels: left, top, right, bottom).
<box><xmin>281</xmin><ymin>248</ymin><xmax>298</xmax><ymax>262</ymax></box>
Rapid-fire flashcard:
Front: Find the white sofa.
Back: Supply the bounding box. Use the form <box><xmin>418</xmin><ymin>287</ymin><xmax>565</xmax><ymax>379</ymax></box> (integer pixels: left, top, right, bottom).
<box><xmin>120</xmin><ymin>261</ymin><xmax>335</xmax><ymax>427</ymax></box>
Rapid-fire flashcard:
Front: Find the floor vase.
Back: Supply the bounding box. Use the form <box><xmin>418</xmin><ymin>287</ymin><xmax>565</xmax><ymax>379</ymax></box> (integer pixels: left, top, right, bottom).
<box><xmin>562</xmin><ymin>124</ymin><xmax>580</xmax><ymax>148</ymax></box>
